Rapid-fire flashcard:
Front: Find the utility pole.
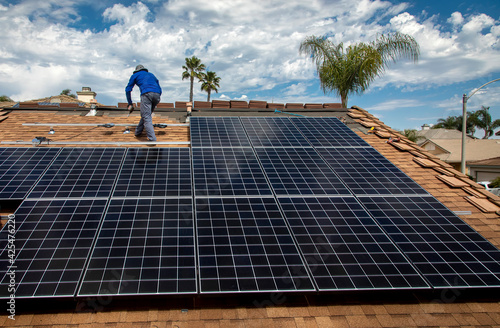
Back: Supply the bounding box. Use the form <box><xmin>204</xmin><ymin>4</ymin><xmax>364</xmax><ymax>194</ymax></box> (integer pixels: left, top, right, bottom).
<box><xmin>461</xmin><ymin>78</ymin><xmax>500</xmax><ymax>174</ymax></box>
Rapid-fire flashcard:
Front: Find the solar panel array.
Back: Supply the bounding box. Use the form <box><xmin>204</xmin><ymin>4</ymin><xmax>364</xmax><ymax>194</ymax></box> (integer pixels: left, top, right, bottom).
<box><xmin>1</xmin><ymin>116</ymin><xmax>500</xmax><ymax>299</ymax></box>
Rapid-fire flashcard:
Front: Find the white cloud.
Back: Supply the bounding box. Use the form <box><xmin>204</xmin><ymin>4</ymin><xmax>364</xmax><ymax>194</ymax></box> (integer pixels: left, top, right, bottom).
<box><xmin>0</xmin><ymin>0</ymin><xmax>498</xmax><ymax>109</ymax></box>
<box><xmin>368</xmin><ymin>99</ymin><xmax>424</xmax><ymax>111</ymax></box>
<box><xmin>448</xmin><ymin>12</ymin><xmax>464</xmax><ymax>26</ymax></box>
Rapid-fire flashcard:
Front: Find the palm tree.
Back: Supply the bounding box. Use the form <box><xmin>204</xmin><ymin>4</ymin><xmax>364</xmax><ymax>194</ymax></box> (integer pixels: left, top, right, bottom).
<box><xmin>299</xmin><ymin>32</ymin><xmax>419</xmax><ymax>107</ymax></box>
<box><xmin>433</xmin><ymin>113</ymin><xmax>476</xmax><ymax>135</ymax></box>
<box><xmin>471</xmin><ymin>106</ymin><xmax>500</xmax><ymax>139</ymax></box>
<box><xmin>182</xmin><ymin>56</ymin><xmax>206</xmax><ymax>103</ymax></box>
<box><xmin>200</xmin><ymin>71</ymin><xmax>221</xmax><ymax>102</ymax></box>
<box><xmin>402</xmin><ymin>129</ymin><xmax>424</xmax><ymax>143</ymax></box>
<box><xmin>433</xmin><ymin>116</ymin><xmax>461</xmax><ymax>130</ymax></box>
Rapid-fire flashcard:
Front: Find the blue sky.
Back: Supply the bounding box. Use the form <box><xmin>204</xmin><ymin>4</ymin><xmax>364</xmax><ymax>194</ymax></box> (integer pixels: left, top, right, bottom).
<box><xmin>0</xmin><ymin>0</ymin><xmax>499</xmax><ymax>134</ymax></box>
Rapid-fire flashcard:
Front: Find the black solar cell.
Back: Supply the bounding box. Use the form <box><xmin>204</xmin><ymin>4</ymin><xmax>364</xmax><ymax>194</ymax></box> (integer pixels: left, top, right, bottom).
<box><xmin>0</xmin><ymin>147</ymin><xmax>60</xmax><ymax>199</ymax></box>
<box><xmin>113</xmin><ymin>148</ymin><xmax>191</xmax><ymax>198</ymax></box>
<box><xmin>0</xmin><ymin>198</ymin><xmax>107</xmax><ymax>298</ymax></box>
<box><xmin>79</xmin><ymin>198</ymin><xmax>196</xmax><ymax>296</ymax></box>
<box><xmin>241</xmin><ymin>117</ymin><xmax>310</xmax><ymax>147</ymax></box>
<box><xmin>196</xmin><ymin>197</ymin><xmax>315</xmax><ymax>293</ymax></box>
<box><xmin>278</xmin><ymin>196</ymin><xmax>429</xmax><ymax>290</ymax></box>
<box><xmin>192</xmin><ymin>147</ymin><xmax>272</xmax><ymax>196</ymax></box>
<box><xmin>190</xmin><ymin>117</ymin><xmax>251</xmax><ymax>147</ymax></box>
<box><xmin>360</xmin><ymin>195</ymin><xmax>500</xmax><ymax>288</ymax></box>
<box><xmin>255</xmin><ymin>147</ymin><xmax>351</xmax><ymax>196</ymax></box>
<box><xmin>28</xmin><ymin>148</ymin><xmax>125</xmax><ymax>199</ymax></box>
<box><xmin>292</xmin><ymin>117</ymin><xmax>371</xmax><ymax>148</ymax></box>
<box><xmin>318</xmin><ymin>147</ymin><xmax>428</xmax><ymax>195</ymax></box>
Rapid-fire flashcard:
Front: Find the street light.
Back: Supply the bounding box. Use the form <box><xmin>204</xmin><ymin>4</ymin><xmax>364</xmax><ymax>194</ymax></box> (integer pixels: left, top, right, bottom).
<box><xmin>461</xmin><ymin>78</ymin><xmax>500</xmax><ymax>174</ymax></box>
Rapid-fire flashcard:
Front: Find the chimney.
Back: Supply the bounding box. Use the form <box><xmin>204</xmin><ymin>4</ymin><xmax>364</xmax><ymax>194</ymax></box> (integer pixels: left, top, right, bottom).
<box><xmin>421</xmin><ymin>124</ymin><xmax>430</xmax><ymax>131</ymax></box>
<box><xmin>76</xmin><ymin>87</ymin><xmax>97</xmax><ymax>103</ymax></box>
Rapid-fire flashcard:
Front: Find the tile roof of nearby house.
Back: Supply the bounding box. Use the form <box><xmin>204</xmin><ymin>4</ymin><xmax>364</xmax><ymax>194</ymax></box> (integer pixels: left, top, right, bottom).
<box><xmin>1</xmin><ymin>103</ymin><xmax>500</xmax><ymax>327</ymax></box>
<box><xmin>420</xmin><ymin>138</ymin><xmax>500</xmax><ymax>163</ymax></box>
<box><xmin>416</xmin><ymin>128</ymin><xmax>471</xmax><ymax>143</ymax></box>
<box><xmin>469</xmin><ymin>156</ymin><xmax>500</xmax><ymax>166</ymax></box>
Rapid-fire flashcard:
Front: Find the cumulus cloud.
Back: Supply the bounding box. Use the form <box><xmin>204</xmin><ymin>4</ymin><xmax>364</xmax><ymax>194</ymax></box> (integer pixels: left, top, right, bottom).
<box><xmin>0</xmin><ymin>0</ymin><xmax>498</xmax><ymax>109</ymax></box>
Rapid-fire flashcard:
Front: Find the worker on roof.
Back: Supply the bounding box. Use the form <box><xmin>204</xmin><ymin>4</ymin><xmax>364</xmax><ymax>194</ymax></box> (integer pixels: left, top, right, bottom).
<box><xmin>125</xmin><ymin>64</ymin><xmax>162</xmax><ymax>141</ymax></box>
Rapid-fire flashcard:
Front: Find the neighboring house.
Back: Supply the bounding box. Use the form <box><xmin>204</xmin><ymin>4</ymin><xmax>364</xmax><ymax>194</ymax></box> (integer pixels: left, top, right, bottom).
<box><xmin>1</xmin><ymin>101</ymin><xmax>500</xmax><ymax>327</ymax></box>
<box><xmin>416</xmin><ymin>127</ymin><xmax>472</xmax><ymax>145</ymax></box>
<box><xmin>469</xmin><ymin>156</ymin><xmax>500</xmax><ymax>182</ymax></box>
<box><xmin>419</xmin><ymin>138</ymin><xmax>500</xmax><ymax>172</ymax></box>
<box><xmin>0</xmin><ymin>87</ymin><xmax>102</xmax><ymax>110</ymax></box>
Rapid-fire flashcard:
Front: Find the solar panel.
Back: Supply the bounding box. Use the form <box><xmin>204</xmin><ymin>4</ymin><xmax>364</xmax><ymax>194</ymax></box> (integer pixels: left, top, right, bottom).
<box><xmin>317</xmin><ymin>147</ymin><xmax>428</xmax><ymax>195</ymax></box>
<box><xmin>192</xmin><ymin>147</ymin><xmax>272</xmax><ymax>196</ymax></box>
<box><xmin>359</xmin><ymin>195</ymin><xmax>500</xmax><ymax>288</ymax></box>
<box><xmin>278</xmin><ymin>196</ymin><xmax>429</xmax><ymax>290</ymax></box>
<box><xmin>291</xmin><ymin>117</ymin><xmax>371</xmax><ymax>148</ymax></box>
<box><xmin>112</xmin><ymin>148</ymin><xmax>191</xmax><ymax>198</ymax></box>
<box><xmin>0</xmin><ymin>147</ymin><xmax>60</xmax><ymax>199</ymax></box>
<box><xmin>240</xmin><ymin>117</ymin><xmax>310</xmax><ymax>147</ymax></box>
<box><xmin>0</xmin><ymin>198</ymin><xmax>107</xmax><ymax>298</ymax></box>
<box><xmin>190</xmin><ymin>117</ymin><xmax>251</xmax><ymax>147</ymax></box>
<box><xmin>196</xmin><ymin>197</ymin><xmax>315</xmax><ymax>293</ymax></box>
<box><xmin>28</xmin><ymin>148</ymin><xmax>126</xmax><ymax>199</ymax></box>
<box><xmin>78</xmin><ymin>197</ymin><xmax>196</xmax><ymax>296</ymax></box>
<box><xmin>255</xmin><ymin>147</ymin><xmax>351</xmax><ymax>196</ymax></box>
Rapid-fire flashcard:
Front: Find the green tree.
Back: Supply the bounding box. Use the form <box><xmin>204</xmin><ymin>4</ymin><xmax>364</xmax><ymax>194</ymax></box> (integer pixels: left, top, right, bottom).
<box><xmin>402</xmin><ymin>129</ymin><xmax>424</xmax><ymax>143</ymax></box>
<box><xmin>200</xmin><ymin>71</ymin><xmax>221</xmax><ymax>102</ymax></box>
<box><xmin>471</xmin><ymin>106</ymin><xmax>500</xmax><ymax>139</ymax></box>
<box><xmin>433</xmin><ymin>116</ymin><xmax>461</xmax><ymax>130</ymax></box>
<box><xmin>60</xmin><ymin>89</ymin><xmax>76</xmax><ymax>98</ymax></box>
<box><xmin>0</xmin><ymin>95</ymin><xmax>13</xmax><ymax>102</ymax></box>
<box><xmin>433</xmin><ymin>113</ymin><xmax>476</xmax><ymax>135</ymax></box>
<box><xmin>299</xmin><ymin>32</ymin><xmax>419</xmax><ymax>108</ymax></box>
<box><xmin>182</xmin><ymin>56</ymin><xmax>206</xmax><ymax>103</ymax></box>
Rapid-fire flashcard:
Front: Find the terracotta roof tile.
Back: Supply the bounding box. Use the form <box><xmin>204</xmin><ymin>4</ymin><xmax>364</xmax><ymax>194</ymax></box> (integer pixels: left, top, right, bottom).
<box><xmin>294</xmin><ymin>316</ymin><xmax>320</xmax><ymax>328</ymax></box>
<box><xmin>346</xmin><ymin>314</ymin><xmax>382</xmax><ymax>327</ymax></box>
<box><xmin>314</xmin><ymin>316</ymin><xmax>337</xmax><ymax>328</ymax></box>
<box><xmin>466</xmin><ymin>196</ymin><xmax>500</xmax><ymax>213</ymax></box>
<box><xmin>436</xmin><ymin>175</ymin><xmax>470</xmax><ymax>187</ymax></box>
<box><xmin>375</xmin><ymin>314</ymin><xmax>415</xmax><ymax>327</ymax></box>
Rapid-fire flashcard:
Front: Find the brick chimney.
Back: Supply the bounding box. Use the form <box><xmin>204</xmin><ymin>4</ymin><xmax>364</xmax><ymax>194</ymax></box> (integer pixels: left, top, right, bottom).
<box><xmin>76</xmin><ymin>87</ymin><xmax>97</xmax><ymax>103</ymax></box>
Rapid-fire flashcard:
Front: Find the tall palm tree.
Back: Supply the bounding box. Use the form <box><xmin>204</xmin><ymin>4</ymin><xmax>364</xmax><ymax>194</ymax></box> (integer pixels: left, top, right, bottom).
<box><xmin>200</xmin><ymin>71</ymin><xmax>221</xmax><ymax>102</ymax></box>
<box><xmin>471</xmin><ymin>106</ymin><xmax>500</xmax><ymax>139</ymax></box>
<box><xmin>182</xmin><ymin>56</ymin><xmax>206</xmax><ymax>103</ymax></box>
<box><xmin>299</xmin><ymin>32</ymin><xmax>419</xmax><ymax>107</ymax></box>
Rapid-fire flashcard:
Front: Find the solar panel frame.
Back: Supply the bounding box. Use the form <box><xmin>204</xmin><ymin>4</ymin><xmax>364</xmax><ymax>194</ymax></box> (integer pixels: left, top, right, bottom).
<box><xmin>0</xmin><ymin>147</ymin><xmax>61</xmax><ymax>199</ymax></box>
<box><xmin>291</xmin><ymin>117</ymin><xmax>372</xmax><ymax>148</ymax></box>
<box><xmin>255</xmin><ymin>147</ymin><xmax>351</xmax><ymax>196</ymax></box>
<box><xmin>359</xmin><ymin>195</ymin><xmax>500</xmax><ymax>288</ymax></box>
<box><xmin>112</xmin><ymin>148</ymin><xmax>192</xmax><ymax>198</ymax></box>
<box><xmin>317</xmin><ymin>147</ymin><xmax>429</xmax><ymax>196</ymax></box>
<box><xmin>0</xmin><ymin>198</ymin><xmax>107</xmax><ymax>298</ymax></box>
<box><xmin>240</xmin><ymin>117</ymin><xmax>311</xmax><ymax>148</ymax></box>
<box><xmin>27</xmin><ymin>148</ymin><xmax>126</xmax><ymax>199</ymax></box>
<box><xmin>196</xmin><ymin>197</ymin><xmax>315</xmax><ymax>293</ymax></box>
<box><xmin>192</xmin><ymin>147</ymin><xmax>272</xmax><ymax>197</ymax></box>
<box><xmin>190</xmin><ymin>117</ymin><xmax>251</xmax><ymax>148</ymax></box>
<box><xmin>278</xmin><ymin>196</ymin><xmax>430</xmax><ymax>290</ymax></box>
<box><xmin>78</xmin><ymin>197</ymin><xmax>197</xmax><ymax>296</ymax></box>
